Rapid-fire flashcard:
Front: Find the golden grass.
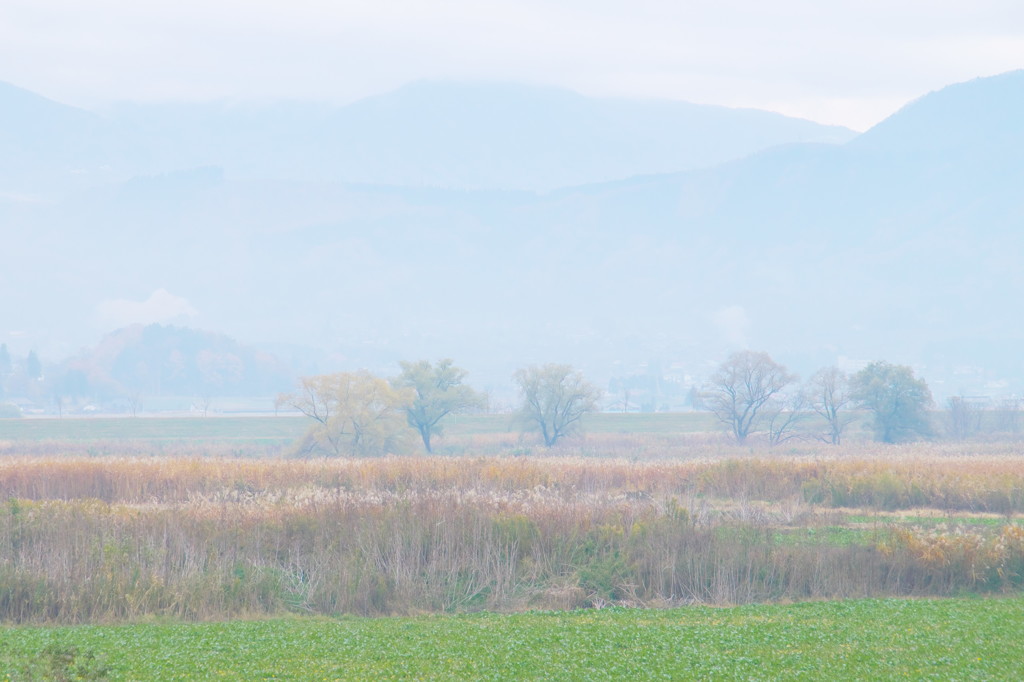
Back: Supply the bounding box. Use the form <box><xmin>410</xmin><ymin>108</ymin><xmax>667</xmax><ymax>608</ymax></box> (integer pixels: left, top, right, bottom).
<box><xmin>2</xmin><ymin>448</ymin><xmax>1024</xmax><ymax>511</ymax></box>
<box><xmin>2</xmin><ymin>441</ymin><xmax>1024</xmax><ymax>623</ymax></box>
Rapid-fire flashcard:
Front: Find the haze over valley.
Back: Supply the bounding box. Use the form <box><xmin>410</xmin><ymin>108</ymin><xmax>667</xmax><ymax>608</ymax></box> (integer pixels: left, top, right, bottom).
<box><xmin>7</xmin><ymin>5</ymin><xmax>1024</xmax><ymax>675</ymax></box>
<box><xmin>2</xmin><ymin>70</ymin><xmax>1023</xmax><ymax>405</ymax></box>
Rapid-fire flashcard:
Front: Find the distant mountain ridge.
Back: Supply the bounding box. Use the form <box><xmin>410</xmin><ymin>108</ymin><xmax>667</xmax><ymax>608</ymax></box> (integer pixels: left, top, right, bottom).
<box><xmin>282</xmin><ymin>80</ymin><xmax>856</xmax><ymax>189</ymax></box>
<box><xmin>851</xmin><ymin>70</ymin><xmax>1024</xmax><ymax>153</ymax></box>
<box><xmin>0</xmin><ymin>82</ymin><xmax>119</xmax><ymax>193</ymax></box>
<box><xmin>2</xmin><ymin>71</ymin><xmax>1023</xmax><ymax>398</ymax></box>
<box><xmin>1</xmin><ymin>79</ymin><xmax>856</xmax><ymax>193</ymax></box>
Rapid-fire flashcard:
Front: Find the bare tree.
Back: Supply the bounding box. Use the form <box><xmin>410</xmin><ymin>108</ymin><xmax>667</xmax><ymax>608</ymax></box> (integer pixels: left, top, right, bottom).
<box><xmin>514</xmin><ymin>364</ymin><xmax>601</xmax><ymax>447</ymax></box>
<box><xmin>194</xmin><ymin>392</ymin><xmax>214</xmax><ymax>417</ymax></box>
<box><xmin>706</xmin><ymin>351</ymin><xmax>795</xmax><ymax>444</ymax></box>
<box><xmin>806</xmin><ymin>366</ymin><xmax>855</xmax><ymax>445</ymax></box>
<box><xmin>766</xmin><ymin>392</ymin><xmax>810</xmax><ymax>446</ymax></box>
<box><xmin>127</xmin><ymin>390</ymin><xmax>143</xmax><ymax>418</ymax></box>
<box><xmin>947</xmin><ymin>396</ymin><xmax>982</xmax><ymax>441</ymax></box>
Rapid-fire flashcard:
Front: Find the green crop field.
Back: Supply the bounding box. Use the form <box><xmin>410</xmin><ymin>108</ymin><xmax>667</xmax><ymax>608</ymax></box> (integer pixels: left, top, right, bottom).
<box><xmin>1</xmin><ymin>598</ymin><xmax>1020</xmax><ymax>680</ymax></box>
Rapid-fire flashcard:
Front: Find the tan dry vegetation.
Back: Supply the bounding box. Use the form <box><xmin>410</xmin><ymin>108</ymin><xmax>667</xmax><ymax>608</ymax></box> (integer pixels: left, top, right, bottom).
<box><xmin>2</xmin><ymin>446</ymin><xmax>1024</xmax><ymax>623</ymax></box>
<box><xmin>2</xmin><ymin>450</ymin><xmax>1024</xmax><ymax>510</ymax></box>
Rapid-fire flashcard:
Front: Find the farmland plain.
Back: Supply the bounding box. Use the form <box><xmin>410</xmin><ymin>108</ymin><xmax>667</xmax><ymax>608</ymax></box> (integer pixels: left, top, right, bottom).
<box><xmin>1</xmin><ymin>414</ymin><xmax>1023</xmax><ymax>678</ymax></box>
<box><xmin>0</xmin><ymin>412</ymin><xmax>718</xmax><ymax>444</ymax></box>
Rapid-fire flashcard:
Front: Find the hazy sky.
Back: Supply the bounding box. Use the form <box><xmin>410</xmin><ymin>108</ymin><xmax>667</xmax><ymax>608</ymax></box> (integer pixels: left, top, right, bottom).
<box><xmin>2</xmin><ymin>1</ymin><xmax>1023</xmax><ymax>129</ymax></box>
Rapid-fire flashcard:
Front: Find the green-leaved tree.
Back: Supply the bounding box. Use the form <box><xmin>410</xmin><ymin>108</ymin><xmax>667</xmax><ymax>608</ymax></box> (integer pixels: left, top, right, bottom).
<box><xmin>392</xmin><ymin>359</ymin><xmax>486</xmax><ymax>453</ymax></box>
<box><xmin>850</xmin><ymin>361</ymin><xmax>933</xmax><ymax>443</ymax></box>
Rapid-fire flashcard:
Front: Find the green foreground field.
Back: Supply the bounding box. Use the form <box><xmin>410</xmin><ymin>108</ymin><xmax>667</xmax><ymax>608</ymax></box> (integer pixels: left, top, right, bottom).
<box><xmin>2</xmin><ymin>598</ymin><xmax>1020</xmax><ymax>680</ymax></box>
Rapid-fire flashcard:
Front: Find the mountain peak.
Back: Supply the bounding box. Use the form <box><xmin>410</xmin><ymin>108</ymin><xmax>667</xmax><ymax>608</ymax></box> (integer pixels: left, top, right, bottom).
<box><xmin>852</xmin><ymin>69</ymin><xmax>1024</xmax><ymax>152</ymax></box>
<box><xmin>320</xmin><ymin>80</ymin><xmax>856</xmax><ymax>190</ymax></box>
<box><xmin>0</xmin><ymin>80</ymin><xmax>100</xmax><ymax>127</ymax></box>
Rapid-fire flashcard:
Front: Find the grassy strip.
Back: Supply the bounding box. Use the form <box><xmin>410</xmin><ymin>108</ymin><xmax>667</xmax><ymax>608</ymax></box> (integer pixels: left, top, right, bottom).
<box><xmin>1</xmin><ymin>598</ymin><xmax>1021</xmax><ymax>680</ymax></box>
<box><xmin>0</xmin><ymin>416</ymin><xmax>309</xmax><ymax>444</ymax></box>
<box><xmin>0</xmin><ymin>413</ymin><xmax>722</xmax><ymax>443</ymax></box>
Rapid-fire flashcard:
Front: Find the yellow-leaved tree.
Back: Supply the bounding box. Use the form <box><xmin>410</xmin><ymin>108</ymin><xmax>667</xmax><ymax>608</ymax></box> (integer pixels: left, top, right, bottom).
<box><xmin>279</xmin><ymin>371</ymin><xmax>415</xmax><ymax>456</ymax></box>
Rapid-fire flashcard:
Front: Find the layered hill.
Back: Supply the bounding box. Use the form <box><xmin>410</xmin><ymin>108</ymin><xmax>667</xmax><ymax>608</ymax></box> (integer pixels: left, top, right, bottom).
<box><xmin>1</xmin><ymin>80</ymin><xmax>855</xmax><ymax>194</ymax></box>
<box><xmin>0</xmin><ymin>82</ymin><xmax>122</xmax><ymax>193</ymax></box>
<box><xmin>56</xmin><ymin>324</ymin><xmax>293</xmax><ymax>401</ymax></box>
<box><xmin>2</xmin><ymin>71</ymin><xmax>1022</xmax><ymax>395</ymax></box>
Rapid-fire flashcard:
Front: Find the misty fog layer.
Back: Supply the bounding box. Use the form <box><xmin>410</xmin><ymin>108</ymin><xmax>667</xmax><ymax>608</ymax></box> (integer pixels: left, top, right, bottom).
<box><xmin>1</xmin><ymin>72</ymin><xmax>1022</xmax><ymax>398</ymax></box>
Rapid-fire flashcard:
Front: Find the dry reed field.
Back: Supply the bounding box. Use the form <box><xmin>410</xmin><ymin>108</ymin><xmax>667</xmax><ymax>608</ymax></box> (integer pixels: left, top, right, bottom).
<box><xmin>2</xmin><ymin>435</ymin><xmax>1024</xmax><ymax>624</ymax></box>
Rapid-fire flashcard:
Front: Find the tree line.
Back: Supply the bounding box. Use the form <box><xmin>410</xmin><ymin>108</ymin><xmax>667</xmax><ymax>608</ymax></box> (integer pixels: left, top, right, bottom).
<box><xmin>704</xmin><ymin>350</ymin><xmax>934</xmax><ymax>445</ymax></box>
<box><xmin>278</xmin><ymin>360</ymin><xmax>600</xmax><ymax>456</ymax></box>
<box><xmin>279</xmin><ymin>351</ymin><xmax>965</xmax><ymax>456</ymax></box>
